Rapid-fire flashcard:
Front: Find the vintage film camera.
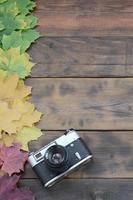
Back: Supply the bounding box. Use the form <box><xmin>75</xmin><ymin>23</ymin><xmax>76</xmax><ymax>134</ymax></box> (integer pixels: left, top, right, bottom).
<box><xmin>28</xmin><ymin>129</ymin><xmax>93</xmax><ymax>188</ymax></box>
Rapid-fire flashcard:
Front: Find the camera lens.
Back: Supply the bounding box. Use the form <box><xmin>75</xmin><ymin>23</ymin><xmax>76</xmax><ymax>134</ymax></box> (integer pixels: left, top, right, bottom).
<box><xmin>44</xmin><ymin>145</ymin><xmax>68</xmax><ymax>168</ymax></box>
<box><xmin>51</xmin><ymin>153</ymin><xmax>63</xmax><ymax>164</ymax></box>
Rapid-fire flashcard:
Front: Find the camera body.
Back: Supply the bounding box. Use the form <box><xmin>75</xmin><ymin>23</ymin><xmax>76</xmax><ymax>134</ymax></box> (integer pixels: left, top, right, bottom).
<box><xmin>28</xmin><ymin>129</ymin><xmax>92</xmax><ymax>188</ymax></box>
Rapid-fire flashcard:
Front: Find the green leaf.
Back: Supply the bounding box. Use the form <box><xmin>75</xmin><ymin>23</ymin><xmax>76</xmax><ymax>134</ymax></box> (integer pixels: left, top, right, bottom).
<box><xmin>0</xmin><ymin>0</ymin><xmax>38</xmax><ymax>42</ymax></box>
<box><xmin>2</xmin><ymin>30</ymin><xmax>40</xmax><ymax>53</ymax></box>
<box><xmin>20</xmin><ymin>40</ymin><xmax>31</xmax><ymax>54</ymax></box>
<box><xmin>15</xmin><ymin>14</ymin><xmax>38</xmax><ymax>29</ymax></box>
<box><xmin>0</xmin><ymin>13</ymin><xmax>24</xmax><ymax>41</ymax></box>
<box><xmin>27</xmin><ymin>30</ymin><xmax>40</xmax><ymax>45</ymax></box>
<box><xmin>0</xmin><ymin>13</ymin><xmax>17</xmax><ymax>38</ymax></box>
<box><xmin>0</xmin><ymin>21</ymin><xmax>5</xmax><ymax>31</ymax></box>
<box><xmin>0</xmin><ymin>1</ymin><xmax>19</xmax><ymax>16</ymax></box>
<box><xmin>22</xmin><ymin>29</ymin><xmax>40</xmax><ymax>42</ymax></box>
<box><xmin>0</xmin><ymin>47</ymin><xmax>34</xmax><ymax>78</ymax></box>
<box><xmin>0</xmin><ymin>0</ymin><xmax>7</xmax><ymax>3</ymax></box>
<box><xmin>0</xmin><ymin>13</ymin><xmax>38</xmax><ymax>41</ymax></box>
<box><xmin>23</xmin><ymin>15</ymin><xmax>38</xmax><ymax>29</ymax></box>
<box><xmin>2</xmin><ymin>31</ymin><xmax>22</xmax><ymax>50</ymax></box>
<box><xmin>0</xmin><ymin>0</ymin><xmax>35</xmax><ymax>15</ymax></box>
<box><xmin>15</xmin><ymin>0</ymin><xmax>36</xmax><ymax>15</ymax></box>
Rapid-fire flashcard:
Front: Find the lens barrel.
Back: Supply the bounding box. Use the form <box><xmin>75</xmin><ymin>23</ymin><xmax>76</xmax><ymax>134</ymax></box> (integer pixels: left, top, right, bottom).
<box><xmin>44</xmin><ymin>145</ymin><xmax>68</xmax><ymax>169</ymax></box>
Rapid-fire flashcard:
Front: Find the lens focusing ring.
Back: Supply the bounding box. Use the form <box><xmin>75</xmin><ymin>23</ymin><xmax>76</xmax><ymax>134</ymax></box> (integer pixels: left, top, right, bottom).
<box><xmin>44</xmin><ymin>145</ymin><xmax>68</xmax><ymax>168</ymax></box>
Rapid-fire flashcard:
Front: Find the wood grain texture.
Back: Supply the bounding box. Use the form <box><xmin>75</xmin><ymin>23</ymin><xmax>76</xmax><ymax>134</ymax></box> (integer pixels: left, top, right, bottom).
<box><xmin>34</xmin><ymin>0</ymin><xmax>133</xmax><ymax>36</ymax></box>
<box><xmin>36</xmin><ymin>0</ymin><xmax>133</xmax><ymax>13</ymax></box>
<box><xmin>22</xmin><ymin>131</ymin><xmax>133</xmax><ymax>179</ymax></box>
<box><xmin>29</xmin><ymin>37</ymin><xmax>133</xmax><ymax>77</ymax></box>
<box><xmin>35</xmin><ymin>13</ymin><xmax>133</xmax><ymax>37</ymax></box>
<box><xmin>26</xmin><ymin>78</ymin><xmax>133</xmax><ymax>130</ymax></box>
<box><xmin>30</xmin><ymin>37</ymin><xmax>126</xmax><ymax>65</ymax></box>
<box><xmin>31</xmin><ymin>64</ymin><xmax>133</xmax><ymax>78</ymax></box>
<box><xmin>19</xmin><ymin>179</ymin><xmax>133</xmax><ymax>200</ymax></box>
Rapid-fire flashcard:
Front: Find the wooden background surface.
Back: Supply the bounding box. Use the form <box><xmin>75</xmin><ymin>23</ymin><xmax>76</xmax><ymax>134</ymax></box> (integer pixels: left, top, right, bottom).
<box><xmin>20</xmin><ymin>1</ymin><xmax>133</xmax><ymax>199</ymax></box>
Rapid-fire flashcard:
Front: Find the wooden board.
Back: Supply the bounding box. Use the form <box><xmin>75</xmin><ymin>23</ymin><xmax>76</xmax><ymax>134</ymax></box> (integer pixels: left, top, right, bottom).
<box><xmin>30</xmin><ymin>37</ymin><xmax>126</xmax><ymax>65</ymax></box>
<box><xmin>19</xmin><ymin>179</ymin><xmax>133</xmax><ymax>200</ymax></box>
<box><xmin>22</xmin><ymin>131</ymin><xmax>133</xmax><ymax>179</ymax></box>
<box><xmin>29</xmin><ymin>37</ymin><xmax>133</xmax><ymax>77</ymax></box>
<box><xmin>31</xmin><ymin>64</ymin><xmax>133</xmax><ymax>78</ymax></box>
<box><xmin>36</xmin><ymin>0</ymin><xmax>133</xmax><ymax>13</ymax></box>
<box><xmin>26</xmin><ymin>78</ymin><xmax>133</xmax><ymax>130</ymax></box>
<box><xmin>33</xmin><ymin>0</ymin><xmax>133</xmax><ymax>37</ymax></box>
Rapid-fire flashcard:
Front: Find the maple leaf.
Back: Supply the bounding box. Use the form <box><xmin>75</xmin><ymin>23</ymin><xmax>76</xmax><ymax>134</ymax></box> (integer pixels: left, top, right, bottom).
<box><xmin>0</xmin><ymin>71</ymin><xmax>31</xmax><ymax>101</ymax></box>
<box><xmin>0</xmin><ymin>1</ymin><xmax>19</xmax><ymax>16</ymax></box>
<box><xmin>16</xmin><ymin>0</ymin><xmax>36</xmax><ymax>15</ymax></box>
<box><xmin>15</xmin><ymin>15</ymin><xmax>38</xmax><ymax>29</ymax></box>
<box><xmin>0</xmin><ymin>143</ymin><xmax>28</xmax><ymax>175</ymax></box>
<box><xmin>0</xmin><ymin>132</ymin><xmax>15</xmax><ymax>147</ymax></box>
<box><xmin>0</xmin><ymin>99</ymin><xmax>42</xmax><ymax>135</ymax></box>
<box><xmin>0</xmin><ymin>169</ymin><xmax>6</xmax><ymax>176</ymax></box>
<box><xmin>0</xmin><ymin>127</ymin><xmax>42</xmax><ymax>151</ymax></box>
<box><xmin>0</xmin><ymin>175</ymin><xmax>20</xmax><ymax>195</ymax></box>
<box><xmin>0</xmin><ymin>47</ymin><xmax>34</xmax><ymax>78</ymax></box>
<box><xmin>0</xmin><ymin>175</ymin><xmax>34</xmax><ymax>200</ymax></box>
<box><xmin>15</xmin><ymin>126</ymin><xmax>42</xmax><ymax>151</ymax></box>
<box><xmin>2</xmin><ymin>30</ymin><xmax>40</xmax><ymax>53</ymax></box>
<box><xmin>0</xmin><ymin>101</ymin><xmax>21</xmax><ymax>134</ymax></box>
<box><xmin>0</xmin><ymin>21</ymin><xmax>5</xmax><ymax>31</ymax></box>
<box><xmin>0</xmin><ymin>13</ymin><xmax>22</xmax><ymax>40</ymax></box>
<box><xmin>0</xmin><ymin>0</ymin><xmax>7</xmax><ymax>3</ymax></box>
<box><xmin>12</xmin><ymin>99</ymin><xmax>42</xmax><ymax>130</ymax></box>
<box><xmin>0</xmin><ymin>11</ymin><xmax>38</xmax><ymax>41</ymax></box>
<box><xmin>0</xmin><ymin>0</ymin><xmax>36</xmax><ymax>15</ymax></box>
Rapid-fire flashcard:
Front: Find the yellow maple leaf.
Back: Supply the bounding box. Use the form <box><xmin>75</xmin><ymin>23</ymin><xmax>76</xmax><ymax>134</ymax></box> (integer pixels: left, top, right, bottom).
<box><xmin>0</xmin><ymin>132</ymin><xmax>15</xmax><ymax>147</ymax></box>
<box><xmin>0</xmin><ymin>69</ymin><xmax>7</xmax><ymax>79</ymax></box>
<box><xmin>0</xmin><ymin>127</ymin><xmax>42</xmax><ymax>151</ymax></box>
<box><xmin>0</xmin><ymin>102</ymin><xmax>21</xmax><ymax>135</ymax></box>
<box><xmin>0</xmin><ymin>94</ymin><xmax>42</xmax><ymax>137</ymax></box>
<box><xmin>0</xmin><ymin>70</ymin><xmax>31</xmax><ymax>101</ymax></box>
<box><xmin>0</xmin><ymin>99</ymin><xmax>42</xmax><ymax>136</ymax></box>
<box><xmin>15</xmin><ymin>126</ymin><xmax>42</xmax><ymax>151</ymax></box>
<box><xmin>12</xmin><ymin>99</ymin><xmax>42</xmax><ymax>131</ymax></box>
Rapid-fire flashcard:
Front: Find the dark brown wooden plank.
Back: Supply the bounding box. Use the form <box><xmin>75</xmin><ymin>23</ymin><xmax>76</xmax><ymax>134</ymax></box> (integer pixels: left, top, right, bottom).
<box><xmin>34</xmin><ymin>0</ymin><xmax>133</xmax><ymax>36</ymax></box>
<box><xmin>29</xmin><ymin>37</ymin><xmax>131</xmax><ymax>77</ymax></box>
<box><xmin>31</xmin><ymin>64</ymin><xmax>133</xmax><ymax>78</ymax></box>
<box><xmin>22</xmin><ymin>131</ymin><xmax>133</xmax><ymax>179</ymax></box>
<box><xmin>37</xmin><ymin>0</ymin><xmax>133</xmax><ymax>13</ymax></box>
<box><xmin>36</xmin><ymin>0</ymin><xmax>133</xmax><ymax>13</ymax></box>
<box><xmin>35</xmin><ymin>12</ymin><xmax>133</xmax><ymax>37</ymax></box>
<box><xmin>30</xmin><ymin>37</ymin><xmax>126</xmax><ymax>65</ymax></box>
<box><xmin>19</xmin><ymin>179</ymin><xmax>133</xmax><ymax>200</ymax></box>
<box><xmin>126</xmin><ymin>38</ymin><xmax>133</xmax><ymax>65</ymax></box>
<box><xmin>26</xmin><ymin>78</ymin><xmax>133</xmax><ymax>130</ymax></box>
